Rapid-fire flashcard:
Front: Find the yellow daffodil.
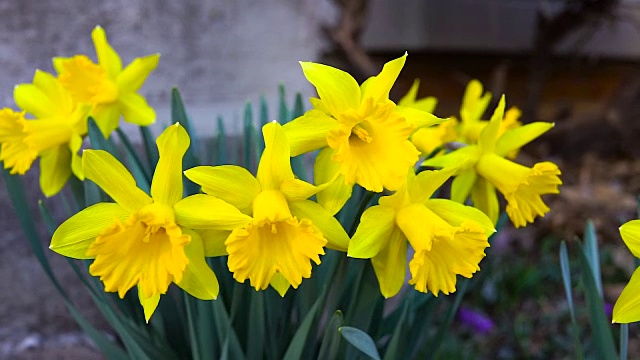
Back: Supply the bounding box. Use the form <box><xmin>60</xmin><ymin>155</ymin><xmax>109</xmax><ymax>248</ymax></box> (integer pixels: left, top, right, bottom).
<box><xmin>0</xmin><ymin>70</ymin><xmax>90</xmax><ymax>196</ymax></box>
<box><xmin>185</xmin><ymin>122</ymin><xmax>349</xmax><ymax>296</ymax></box>
<box><xmin>54</xmin><ymin>26</ymin><xmax>159</xmax><ymax>137</ymax></box>
<box><xmin>613</xmin><ymin>220</ymin><xmax>640</xmax><ymax>323</ymax></box>
<box><xmin>423</xmin><ymin>96</ymin><xmax>561</xmax><ymax>228</ymax></box>
<box><xmin>348</xmin><ymin>168</ymin><xmax>494</xmax><ymax>297</ymax></box>
<box><xmin>50</xmin><ymin>124</ymin><xmax>250</xmax><ymax>321</ymax></box>
<box><xmin>283</xmin><ymin>53</ymin><xmax>444</xmax><ymax>214</ymax></box>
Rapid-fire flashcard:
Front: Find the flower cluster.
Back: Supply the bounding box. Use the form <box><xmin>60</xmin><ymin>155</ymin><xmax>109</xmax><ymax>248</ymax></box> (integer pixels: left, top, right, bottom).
<box><xmin>0</xmin><ymin>27</ymin><xmax>562</xmax><ymax>322</ymax></box>
<box><xmin>0</xmin><ymin>26</ymin><xmax>158</xmax><ymax>196</ymax></box>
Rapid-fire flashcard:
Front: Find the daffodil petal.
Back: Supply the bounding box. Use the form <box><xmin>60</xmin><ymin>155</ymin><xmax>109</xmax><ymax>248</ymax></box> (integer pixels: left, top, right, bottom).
<box><xmin>613</xmin><ymin>267</ymin><xmax>640</xmax><ymax>323</ymax></box>
<box><xmin>283</xmin><ymin>109</ymin><xmax>335</xmax><ymax>157</ymax></box>
<box><xmin>280</xmin><ymin>178</ymin><xmax>317</xmax><ymax>202</ymax></box>
<box><xmin>92</xmin><ymin>104</ymin><xmax>121</xmax><ymax>137</ymax></box>
<box><xmin>270</xmin><ymin>273</ymin><xmax>291</xmax><ymax>297</ymax></box>
<box><xmin>314</xmin><ymin>147</ymin><xmax>352</xmax><ymax>215</ymax></box>
<box><xmin>299</xmin><ymin>61</ymin><xmax>360</xmax><ymax>115</ymax></box>
<box><xmin>478</xmin><ymin>95</ymin><xmax>505</xmax><ymax>154</ymax></box>
<box><xmin>495</xmin><ymin>122</ymin><xmax>554</xmax><ymax>157</ymax></box>
<box><xmin>371</xmin><ymin>228</ymin><xmax>406</xmax><ymax>298</ymax></box>
<box><xmin>396</xmin><ymin>106</ymin><xmax>445</xmax><ymax>129</ymax></box>
<box><xmin>363</xmin><ymin>53</ymin><xmax>406</xmax><ymax>102</ymax></box>
<box><xmin>184</xmin><ymin>165</ymin><xmax>260</xmax><ymax>215</ymax></box>
<box><xmin>398</xmin><ymin>78</ymin><xmax>420</xmax><ymax>105</ymax></box>
<box><xmin>620</xmin><ymin>220</ymin><xmax>640</xmax><ymax>258</ymax></box>
<box><xmin>174</xmin><ymin>194</ymin><xmax>251</xmax><ymax>230</ymax></box>
<box><xmin>138</xmin><ymin>285</ymin><xmax>160</xmax><ymax>323</ymax></box>
<box><xmin>290</xmin><ymin>200</ymin><xmax>350</xmax><ymax>251</ymax></box>
<box><xmin>450</xmin><ymin>169</ymin><xmax>477</xmax><ymax>203</ymax></box>
<box><xmin>14</xmin><ymin>82</ymin><xmax>57</xmax><ymax>119</ymax></box>
<box><xmin>348</xmin><ymin>205</ymin><xmax>396</xmax><ymax>258</ymax></box>
<box><xmin>119</xmin><ymin>93</ymin><xmax>156</xmax><ymax>126</ymax></box>
<box><xmin>470</xmin><ymin>177</ymin><xmax>500</xmax><ymax>226</ymax></box>
<box><xmin>177</xmin><ymin>230</ymin><xmax>219</xmax><ymax>300</ymax></box>
<box><xmin>151</xmin><ymin>123</ymin><xmax>189</xmax><ymax>206</ymax></box>
<box><xmin>425</xmin><ymin>199</ymin><xmax>495</xmax><ymax>237</ymax></box>
<box><xmin>257</xmin><ymin>122</ymin><xmax>294</xmax><ymax>190</ymax></box>
<box><xmin>92</xmin><ymin>26</ymin><xmax>122</xmax><ymax>78</ymax></box>
<box><xmin>50</xmin><ymin>203</ymin><xmax>129</xmax><ymax>259</ymax></box>
<box><xmin>461</xmin><ymin>79</ymin><xmax>492</xmax><ymax>123</ymax></box>
<box><xmin>421</xmin><ymin>145</ymin><xmax>478</xmax><ymax>169</ymax></box>
<box><xmin>71</xmin><ymin>151</ymin><xmax>84</xmax><ymax>180</ymax></box>
<box><xmin>39</xmin><ymin>146</ymin><xmax>71</xmax><ymax>197</ymax></box>
<box><xmin>83</xmin><ymin>149</ymin><xmax>152</xmax><ymax>212</ymax></box>
<box><xmin>198</xmin><ymin>229</ymin><xmax>230</xmax><ymax>257</ymax></box>
<box><xmin>412</xmin><ymin>167</ymin><xmax>457</xmax><ymax>203</ymax></box>
<box><xmin>117</xmin><ymin>54</ymin><xmax>160</xmax><ymax>93</ymax></box>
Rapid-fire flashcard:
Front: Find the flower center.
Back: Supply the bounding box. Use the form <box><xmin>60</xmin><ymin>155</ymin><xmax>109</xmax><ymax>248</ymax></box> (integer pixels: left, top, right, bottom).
<box><xmin>350</xmin><ymin>121</ymin><xmax>373</xmax><ymax>144</ymax></box>
<box><xmin>86</xmin><ymin>203</ymin><xmax>189</xmax><ymax>299</ymax></box>
<box><xmin>58</xmin><ymin>55</ymin><xmax>119</xmax><ymax>104</ymax></box>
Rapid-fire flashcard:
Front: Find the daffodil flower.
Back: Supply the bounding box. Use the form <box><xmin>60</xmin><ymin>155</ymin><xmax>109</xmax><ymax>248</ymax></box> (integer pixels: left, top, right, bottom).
<box><xmin>0</xmin><ymin>70</ymin><xmax>91</xmax><ymax>196</ymax></box>
<box><xmin>283</xmin><ymin>53</ymin><xmax>445</xmax><ymax>214</ymax></box>
<box><xmin>54</xmin><ymin>26</ymin><xmax>159</xmax><ymax>137</ymax></box>
<box><xmin>50</xmin><ymin>124</ymin><xmax>250</xmax><ymax>321</ymax></box>
<box><xmin>348</xmin><ymin>168</ymin><xmax>494</xmax><ymax>297</ymax></box>
<box><xmin>613</xmin><ymin>220</ymin><xmax>640</xmax><ymax>323</ymax></box>
<box><xmin>423</xmin><ymin>96</ymin><xmax>562</xmax><ymax>228</ymax></box>
<box><xmin>185</xmin><ymin>122</ymin><xmax>349</xmax><ymax>296</ymax></box>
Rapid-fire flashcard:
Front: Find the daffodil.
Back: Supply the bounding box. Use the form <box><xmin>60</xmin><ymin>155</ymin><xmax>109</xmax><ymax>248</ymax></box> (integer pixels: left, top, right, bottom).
<box><xmin>283</xmin><ymin>53</ymin><xmax>444</xmax><ymax>214</ymax></box>
<box><xmin>423</xmin><ymin>96</ymin><xmax>561</xmax><ymax>228</ymax></box>
<box><xmin>185</xmin><ymin>122</ymin><xmax>349</xmax><ymax>296</ymax></box>
<box><xmin>54</xmin><ymin>26</ymin><xmax>159</xmax><ymax>137</ymax></box>
<box><xmin>613</xmin><ymin>220</ymin><xmax>640</xmax><ymax>323</ymax></box>
<box><xmin>0</xmin><ymin>70</ymin><xmax>91</xmax><ymax>196</ymax></box>
<box><xmin>50</xmin><ymin>124</ymin><xmax>250</xmax><ymax>321</ymax></box>
<box><xmin>348</xmin><ymin>168</ymin><xmax>494</xmax><ymax>297</ymax></box>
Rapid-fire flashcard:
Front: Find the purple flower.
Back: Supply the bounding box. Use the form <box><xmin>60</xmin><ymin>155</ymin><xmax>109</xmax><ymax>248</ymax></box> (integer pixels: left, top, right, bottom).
<box><xmin>458</xmin><ymin>306</ymin><xmax>495</xmax><ymax>334</ymax></box>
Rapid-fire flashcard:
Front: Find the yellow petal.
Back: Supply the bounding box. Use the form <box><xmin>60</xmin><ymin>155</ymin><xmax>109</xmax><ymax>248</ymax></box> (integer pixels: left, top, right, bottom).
<box><xmin>411</xmin><ymin>167</ymin><xmax>457</xmax><ymax>203</ymax></box>
<box><xmin>478</xmin><ymin>95</ymin><xmax>505</xmax><ymax>154</ymax></box>
<box><xmin>283</xmin><ymin>109</ymin><xmax>335</xmax><ymax>157</ymax></box>
<box><xmin>270</xmin><ymin>273</ymin><xmax>291</xmax><ymax>297</ymax></box>
<box><xmin>470</xmin><ymin>177</ymin><xmax>500</xmax><ymax>225</ymax></box>
<box><xmin>119</xmin><ymin>93</ymin><xmax>156</xmax><ymax>126</ymax></box>
<box><xmin>460</xmin><ymin>79</ymin><xmax>491</xmax><ymax>123</ymax></box>
<box><xmin>257</xmin><ymin>122</ymin><xmax>294</xmax><ymax>190</ymax></box>
<box><xmin>395</xmin><ymin>106</ymin><xmax>445</xmax><ymax>129</ymax></box>
<box><xmin>83</xmin><ymin>149</ymin><xmax>152</xmax><ymax>212</ymax></box>
<box><xmin>371</xmin><ymin>228</ymin><xmax>407</xmax><ymax>298</ymax></box>
<box><xmin>290</xmin><ymin>200</ymin><xmax>350</xmax><ymax>251</ymax></box>
<box><xmin>396</xmin><ymin>203</ymin><xmax>446</xmax><ymax>251</ymax></box>
<box><xmin>348</xmin><ymin>205</ymin><xmax>396</xmax><ymax>258</ymax></box>
<box><xmin>398</xmin><ymin>78</ymin><xmax>420</xmax><ymax>106</ymax></box>
<box><xmin>425</xmin><ymin>199</ymin><xmax>495</xmax><ymax>237</ymax></box>
<box><xmin>177</xmin><ymin>230</ymin><xmax>219</xmax><ymax>300</ymax></box>
<box><xmin>151</xmin><ymin>123</ymin><xmax>190</xmax><ymax>206</ymax></box>
<box><xmin>300</xmin><ymin>61</ymin><xmax>360</xmax><ymax>115</ymax></box>
<box><xmin>91</xmin><ymin>103</ymin><xmax>121</xmax><ymax>137</ymax></box>
<box><xmin>184</xmin><ymin>165</ymin><xmax>261</xmax><ymax>215</ymax></box>
<box><xmin>50</xmin><ymin>203</ymin><xmax>129</xmax><ymax>259</ymax></box>
<box><xmin>0</xmin><ymin>109</ymin><xmax>37</xmax><ymax>175</ymax></box>
<box><xmin>620</xmin><ymin>220</ymin><xmax>640</xmax><ymax>258</ymax></box>
<box><xmin>14</xmin><ymin>83</ymin><xmax>57</xmax><ymax>119</ymax></box>
<box><xmin>138</xmin><ymin>286</ymin><xmax>160</xmax><ymax>323</ymax></box>
<box><xmin>314</xmin><ymin>147</ymin><xmax>353</xmax><ymax>215</ymax></box>
<box><xmin>91</xmin><ymin>26</ymin><xmax>122</xmax><ymax>78</ymax></box>
<box><xmin>613</xmin><ymin>267</ymin><xmax>640</xmax><ymax>323</ymax></box>
<box><xmin>495</xmin><ymin>122</ymin><xmax>554</xmax><ymax>157</ymax></box>
<box><xmin>198</xmin><ymin>229</ymin><xmax>230</xmax><ymax>257</ymax></box>
<box><xmin>39</xmin><ymin>146</ymin><xmax>71</xmax><ymax>197</ymax></box>
<box><xmin>280</xmin><ymin>178</ymin><xmax>317</xmax><ymax>202</ymax></box>
<box><xmin>421</xmin><ymin>145</ymin><xmax>479</xmax><ymax>170</ymax></box>
<box><xmin>117</xmin><ymin>54</ymin><xmax>160</xmax><ymax>93</ymax></box>
<box><xmin>174</xmin><ymin>194</ymin><xmax>251</xmax><ymax>230</ymax></box>
<box><xmin>450</xmin><ymin>169</ymin><xmax>476</xmax><ymax>203</ymax></box>
<box><xmin>363</xmin><ymin>53</ymin><xmax>406</xmax><ymax>103</ymax></box>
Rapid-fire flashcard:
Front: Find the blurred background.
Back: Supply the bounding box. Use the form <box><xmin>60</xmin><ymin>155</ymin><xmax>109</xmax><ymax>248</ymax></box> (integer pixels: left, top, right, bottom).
<box><xmin>2</xmin><ymin>0</ymin><xmax>640</xmax><ymax>358</ymax></box>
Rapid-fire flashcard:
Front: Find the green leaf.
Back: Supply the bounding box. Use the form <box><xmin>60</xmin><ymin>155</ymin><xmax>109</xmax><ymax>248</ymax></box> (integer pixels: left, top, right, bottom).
<box><xmin>278</xmin><ymin>84</ymin><xmax>289</xmax><ymax>123</ymax></box>
<box><xmin>140</xmin><ymin>126</ymin><xmax>159</xmax><ymax>172</ymax></box>
<box><xmin>620</xmin><ymin>323</ymin><xmax>629</xmax><ymax>360</ymax></box>
<box><xmin>576</xmin><ymin>242</ymin><xmax>618</xmax><ymax>358</ymax></box>
<box><xmin>216</xmin><ymin>117</ymin><xmax>228</xmax><ymax>165</ymax></box>
<box><xmin>282</xmin><ymin>292</ymin><xmax>322</xmax><ymax>360</ymax></box>
<box><xmin>88</xmin><ymin>117</ymin><xmax>118</xmax><ymax>157</ymax></box>
<box><xmin>559</xmin><ymin>241</ymin><xmax>584</xmax><ymax>358</ymax></box>
<box><xmin>116</xmin><ymin>128</ymin><xmax>152</xmax><ymax>182</ymax></box>
<box><xmin>318</xmin><ymin>311</ymin><xmax>343</xmax><ymax>360</ymax></box>
<box><xmin>243</xmin><ymin>102</ymin><xmax>256</xmax><ymax>170</ymax></box>
<box><xmin>247</xmin><ymin>292</ymin><xmax>266</xmax><ymax>360</ymax></box>
<box><xmin>211</xmin><ymin>297</ymin><xmax>245</xmax><ymax>359</ymax></box>
<box><xmin>584</xmin><ymin>220</ymin><xmax>603</xmax><ymax>296</ymax></box>
<box><xmin>383</xmin><ymin>302</ymin><xmax>409</xmax><ymax>360</ymax></box>
<box><xmin>339</xmin><ymin>326</ymin><xmax>381</xmax><ymax>360</ymax></box>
